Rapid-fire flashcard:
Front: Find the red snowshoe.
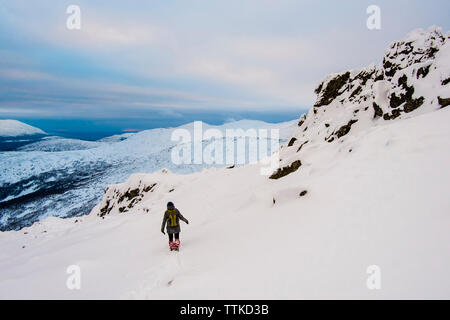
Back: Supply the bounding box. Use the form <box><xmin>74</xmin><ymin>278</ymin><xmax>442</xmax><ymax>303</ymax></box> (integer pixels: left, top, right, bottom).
<box><xmin>173</xmin><ymin>239</ymin><xmax>180</xmax><ymax>251</ymax></box>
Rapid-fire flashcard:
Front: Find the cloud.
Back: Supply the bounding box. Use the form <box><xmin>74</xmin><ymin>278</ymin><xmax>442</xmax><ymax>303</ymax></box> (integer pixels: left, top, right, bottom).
<box><xmin>0</xmin><ymin>68</ymin><xmax>55</xmax><ymax>81</ymax></box>
<box><xmin>1</xmin><ymin>0</ymin><xmax>449</xmax><ymax>120</ymax></box>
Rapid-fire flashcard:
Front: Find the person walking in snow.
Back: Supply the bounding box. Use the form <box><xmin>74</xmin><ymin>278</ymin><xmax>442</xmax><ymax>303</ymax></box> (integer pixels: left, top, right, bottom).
<box><xmin>161</xmin><ymin>201</ymin><xmax>189</xmax><ymax>251</ymax></box>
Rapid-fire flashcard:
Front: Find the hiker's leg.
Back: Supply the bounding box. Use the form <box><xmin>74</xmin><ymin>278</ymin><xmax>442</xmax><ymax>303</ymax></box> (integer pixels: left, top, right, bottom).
<box><xmin>174</xmin><ymin>233</ymin><xmax>180</xmax><ymax>248</ymax></box>
<box><xmin>168</xmin><ymin>233</ymin><xmax>173</xmax><ymax>242</ymax></box>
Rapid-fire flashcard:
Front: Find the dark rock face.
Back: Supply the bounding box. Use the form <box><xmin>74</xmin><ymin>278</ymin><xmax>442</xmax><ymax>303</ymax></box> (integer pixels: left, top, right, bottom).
<box><xmin>386</xmin><ymin>74</ymin><xmax>424</xmax><ymax>118</ymax></box>
<box><xmin>335</xmin><ymin>119</ymin><xmax>358</xmax><ymax>139</ymax></box>
<box><xmin>99</xmin><ymin>199</ymin><xmax>112</xmax><ymax>217</ymax></box>
<box><xmin>143</xmin><ymin>183</ymin><xmax>157</xmax><ymax>193</ymax></box>
<box><xmin>349</xmin><ymin>86</ymin><xmax>362</xmax><ymax>100</ymax></box>
<box><xmin>373</xmin><ymin>102</ymin><xmax>383</xmax><ymax>118</ymax></box>
<box><xmin>383</xmin><ymin>108</ymin><xmax>402</xmax><ymax>120</ymax></box>
<box><xmin>356</xmin><ymin>69</ymin><xmax>375</xmax><ymax>86</ymax></box>
<box><xmin>383</xmin><ymin>59</ymin><xmax>398</xmax><ymax>78</ymax></box>
<box><xmin>287</xmin><ymin>137</ymin><xmax>297</xmax><ymax>147</ymax></box>
<box><xmin>324</xmin><ymin>119</ymin><xmax>358</xmax><ymax>142</ymax></box>
<box><xmin>403</xmin><ymin>96</ymin><xmax>425</xmax><ymax>113</ymax></box>
<box><xmin>297</xmin><ymin>114</ymin><xmax>306</xmax><ymax>127</ymax></box>
<box><xmin>438</xmin><ymin>97</ymin><xmax>450</xmax><ymax>108</ymax></box>
<box><xmin>314</xmin><ymin>72</ymin><xmax>351</xmax><ymax>107</ymax></box>
<box><xmin>390</xmin><ymin>75</ymin><xmax>414</xmax><ymax>108</ymax></box>
<box><xmin>118</xmin><ymin>188</ymin><xmax>140</xmax><ymax>203</ymax></box>
<box><xmin>417</xmin><ymin>65</ymin><xmax>430</xmax><ymax>79</ymax></box>
<box><xmin>296</xmin><ymin>140</ymin><xmax>309</xmax><ymax>153</ymax></box>
<box><xmin>269</xmin><ymin>160</ymin><xmax>302</xmax><ymax>180</ymax></box>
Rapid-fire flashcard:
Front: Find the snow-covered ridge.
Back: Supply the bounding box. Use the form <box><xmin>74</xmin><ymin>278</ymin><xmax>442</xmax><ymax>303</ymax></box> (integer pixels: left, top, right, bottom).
<box><xmin>274</xmin><ymin>26</ymin><xmax>450</xmax><ymax>177</ymax></box>
<box><xmin>0</xmin><ymin>120</ymin><xmax>46</xmax><ymax>137</ymax></box>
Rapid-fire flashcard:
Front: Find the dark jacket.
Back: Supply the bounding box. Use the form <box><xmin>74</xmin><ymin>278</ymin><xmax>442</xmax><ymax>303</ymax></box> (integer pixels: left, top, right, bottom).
<box><xmin>161</xmin><ymin>208</ymin><xmax>188</xmax><ymax>234</ymax></box>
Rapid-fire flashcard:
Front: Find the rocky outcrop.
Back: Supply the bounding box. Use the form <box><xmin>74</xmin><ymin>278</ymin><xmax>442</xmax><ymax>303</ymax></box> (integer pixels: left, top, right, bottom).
<box><xmin>273</xmin><ymin>26</ymin><xmax>450</xmax><ymax>180</ymax></box>
<box><xmin>92</xmin><ymin>169</ymin><xmax>180</xmax><ymax>217</ymax></box>
<box><xmin>269</xmin><ymin>160</ymin><xmax>302</xmax><ymax>180</ymax></box>
<box><xmin>98</xmin><ymin>182</ymin><xmax>157</xmax><ymax>217</ymax></box>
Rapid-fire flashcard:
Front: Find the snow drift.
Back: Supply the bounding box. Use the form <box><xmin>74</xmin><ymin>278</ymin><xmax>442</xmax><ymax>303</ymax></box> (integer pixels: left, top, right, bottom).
<box><xmin>0</xmin><ymin>27</ymin><xmax>449</xmax><ymax>299</ymax></box>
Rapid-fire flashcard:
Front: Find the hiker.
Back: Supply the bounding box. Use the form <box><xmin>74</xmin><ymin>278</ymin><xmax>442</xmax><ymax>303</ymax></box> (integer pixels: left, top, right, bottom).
<box><xmin>161</xmin><ymin>201</ymin><xmax>189</xmax><ymax>251</ymax></box>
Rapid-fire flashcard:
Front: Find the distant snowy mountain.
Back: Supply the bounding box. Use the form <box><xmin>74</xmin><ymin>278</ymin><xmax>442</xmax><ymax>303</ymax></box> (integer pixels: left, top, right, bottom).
<box><xmin>0</xmin><ymin>120</ymin><xmax>46</xmax><ymax>137</ymax></box>
<box><xmin>0</xmin><ymin>119</ymin><xmax>296</xmax><ymax>230</ymax></box>
<box><xmin>0</xmin><ymin>27</ymin><xmax>449</xmax><ymax>299</ymax></box>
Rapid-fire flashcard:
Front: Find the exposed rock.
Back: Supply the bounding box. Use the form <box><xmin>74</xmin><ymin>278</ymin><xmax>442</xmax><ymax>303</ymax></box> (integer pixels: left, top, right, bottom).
<box><xmin>356</xmin><ymin>69</ymin><xmax>375</xmax><ymax>86</ymax></box>
<box><xmin>287</xmin><ymin>137</ymin><xmax>297</xmax><ymax>147</ymax></box>
<box><xmin>389</xmin><ymin>74</ymin><xmax>424</xmax><ymax>113</ymax></box>
<box><xmin>118</xmin><ymin>188</ymin><xmax>140</xmax><ymax>203</ymax></box>
<box><xmin>417</xmin><ymin>65</ymin><xmax>430</xmax><ymax>79</ymax></box>
<box><xmin>296</xmin><ymin>140</ymin><xmax>309</xmax><ymax>153</ymax></box>
<box><xmin>314</xmin><ymin>72</ymin><xmax>350</xmax><ymax>107</ymax></box>
<box><xmin>438</xmin><ymin>96</ymin><xmax>450</xmax><ymax>108</ymax></box>
<box><xmin>297</xmin><ymin>114</ymin><xmax>306</xmax><ymax>127</ymax></box>
<box><xmin>269</xmin><ymin>160</ymin><xmax>302</xmax><ymax>180</ymax></box>
<box><xmin>335</xmin><ymin>119</ymin><xmax>358</xmax><ymax>139</ymax></box>
<box><xmin>349</xmin><ymin>86</ymin><xmax>362</xmax><ymax>100</ymax></box>
<box><xmin>299</xmin><ymin>190</ymin><xmax>308</xmax><ymax>197</ymax></box>
<box><xmin>404</xmin><ymin>96</ymin><xmax>425</xmax><ymax>113</ymax></box>
<box><xmin>143</xmin><ymin>183</ymin><xmax>157</xmax><ymax>193</ymax></box>
<box><xmin>383</xmin><ymin>109</ymin><xmax>402</xmax><ymax>120</ymax></box>
<box><xmin>373</xmin><ymin>102</ymin><xmax>383</xmax><ymax>118</ymax></box>
<box><xmin>99</xmin><ymin>199</ymin><xmax>112</xmax><ymax>217</ymax></box>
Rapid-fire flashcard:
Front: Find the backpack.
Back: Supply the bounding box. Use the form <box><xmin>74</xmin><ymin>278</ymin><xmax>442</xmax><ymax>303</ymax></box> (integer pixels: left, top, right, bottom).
<box><xmin>167</xmin><ymin>209</ymin><xmax>178</xmax><ymax>227</ymax></box>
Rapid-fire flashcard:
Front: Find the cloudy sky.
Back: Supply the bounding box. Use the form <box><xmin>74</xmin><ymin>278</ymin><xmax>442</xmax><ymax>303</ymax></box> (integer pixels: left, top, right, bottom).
<box><xmin>0</xmin><ymin>0</ymin><xmax>449</xmax><ymax>128</ymax></box>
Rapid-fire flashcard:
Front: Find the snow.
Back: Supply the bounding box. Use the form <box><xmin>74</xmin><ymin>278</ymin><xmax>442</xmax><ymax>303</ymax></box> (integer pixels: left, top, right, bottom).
<box><xmin>0</xmin><ymin>120</ymin><xmax>46</xmax><ymax>137</ymax></box>
<box><xmin>0</xmin><ymin>107</ymin><xmax>449</xmax><ymax>299</ymax></box>
<box><xmin>0</xmin><ymin>27</ymin><xmax>449</xmax><ymax>299</ymax></box>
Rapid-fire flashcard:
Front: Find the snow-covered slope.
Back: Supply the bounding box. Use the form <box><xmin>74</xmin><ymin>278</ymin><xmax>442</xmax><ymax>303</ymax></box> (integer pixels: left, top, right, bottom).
<box><xmin>0</xmin><ymin>120</ymin><xmax>46</xmax><ymax>137</ymax></box>
<box><xmin>1</xmin><ymin>106</ymin><xmax>449</xmax><ymax>299</ymax></box>
<box><xmin>0</xmin><ymin>27</ymin><xmax>449</xmax><ymax>299</ymax></box>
